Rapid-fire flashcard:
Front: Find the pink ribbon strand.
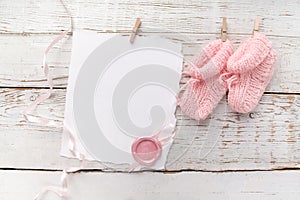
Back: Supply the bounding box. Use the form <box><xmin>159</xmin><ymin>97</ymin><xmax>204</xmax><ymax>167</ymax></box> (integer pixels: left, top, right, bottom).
<box><xmin>22</xmin><ymin>0</ymin><xmax>86</xmax><ymax>199</ymax></box>
<box><xmin>23</xmin><ymin>30</ymin><xmax>68</xmax><ymax>127</ymax></box>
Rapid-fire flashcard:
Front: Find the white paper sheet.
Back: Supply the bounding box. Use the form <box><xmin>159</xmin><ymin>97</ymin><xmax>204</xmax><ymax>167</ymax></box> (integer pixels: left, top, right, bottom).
<box><xmin>61</xmin><ymin>31</ymin><xmax>183</xmax><ymax>170</ymax></box>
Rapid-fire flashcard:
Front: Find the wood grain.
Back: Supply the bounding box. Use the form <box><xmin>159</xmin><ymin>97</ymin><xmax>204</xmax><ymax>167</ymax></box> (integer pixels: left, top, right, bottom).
<box><xmin>1</xmin><ymin>0</ymin><xmax>300</xmax><ymax>36</ymax></box>
<box><xmin>1</xmin><ymin>88</ymin><xmax>299</xmax><ymax>171</ymax></box>
<box><xmin>1</xmin><ymin>170</ymin><xmax>300</xmax><ymax>200</ymax></box>
<box><xmin>0</xmin><ymin>34</ymin><xmax>300</xmax><ymax>93</ymax></box>
<box><xmin>1</xmin><ymin>0</ymin><xmax>300</xmax><ymax>198</ymax></box>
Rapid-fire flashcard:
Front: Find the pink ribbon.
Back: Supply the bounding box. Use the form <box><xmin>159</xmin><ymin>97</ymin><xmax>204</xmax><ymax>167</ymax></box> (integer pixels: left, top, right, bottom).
<box><xmin>23</xmin><ymin>30</ymin><xmax>68</xmax><ymax>127</ymax></box>
<box><xmin>26</xmin><ymin>29</ymin><xmax>86</xmax><ymax>198</ymax></box>
<box><xmin>26</xmin><ymin>29</ymin><xmax>85</xmax><ymax>199</ymax></box>
<box><xmin>22</xmin><ymin>0</ymin><xmax>86</xmax><ymax>199</ymax></box>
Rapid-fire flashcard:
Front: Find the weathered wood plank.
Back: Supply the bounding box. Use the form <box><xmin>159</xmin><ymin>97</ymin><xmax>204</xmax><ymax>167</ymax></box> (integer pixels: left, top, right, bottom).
<box><xmin>1</xmin><ymin>0</ymin><xmax>300</xmax><ymax>36</ymax></box>
<box><xmin>1</xmin><ymin>88</ymin><xmax>299</xmax><ymax>171</ymax></box>
<box><xmin>1</xmin><ymin>0</ymin><xmax>299</xmax><ymax>199</ymax></box>
<box><xmin>1</xmin><ymin>170</ymin><xmax>300</xmax><ymax>200</ymax></box>
<box><xmin>0</xmin><ymin>34</ymin><xmax>299</xmax><ymax>92</ymax></box>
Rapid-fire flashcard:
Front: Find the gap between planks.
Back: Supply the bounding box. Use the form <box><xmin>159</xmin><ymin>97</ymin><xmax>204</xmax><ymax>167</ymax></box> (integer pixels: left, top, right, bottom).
<box><xmin>1</xmin><ymin>87</ymin><xmax>300</xmax><ymax>96</ymax></box>
<box><xmin>1</xmin><ymin>167</ymin><xmax>300</xmax><ymax>174</ymax></box>
<box><xmin>2</xmin><ymin>31</ymin><xmax>300</xmax><ymax>39</ymax></box>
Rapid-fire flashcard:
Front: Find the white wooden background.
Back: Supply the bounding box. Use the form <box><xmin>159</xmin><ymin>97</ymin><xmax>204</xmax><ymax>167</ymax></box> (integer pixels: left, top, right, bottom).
<box><xmin>1</xmin><ymin>0</ymin><xmax>300</xmax><ymax>199</ymax></box>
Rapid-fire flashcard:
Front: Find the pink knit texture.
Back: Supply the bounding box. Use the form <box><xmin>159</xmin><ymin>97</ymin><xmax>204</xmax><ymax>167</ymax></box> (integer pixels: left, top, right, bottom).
<box><xmin>179</xmin><ymin>39</ymin><xmax>234</xmax><ymax>120</ymax></box>
<box><xmin>226</xmin><ymin>33</ymin><xmax>277</xmax><ymax>113</ymax></box>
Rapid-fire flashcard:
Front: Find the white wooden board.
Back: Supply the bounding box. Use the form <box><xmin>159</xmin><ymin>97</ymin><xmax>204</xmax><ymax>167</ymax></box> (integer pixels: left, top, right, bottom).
<box><xmin>1</xmin><ymin>89</ymin><xmax>299</xmax><ymax>171</ymax></box>
<box><xmin>1</xmin><ymin>170</ymin><xmax>300</xmax><ymax>200</ymax></box>
<box><xmin>1</xmin><ymin>0</ymin><xmax>300</xmax><ymax>199</ymax></box>
<box><xmin>0</xmin><ymin>34</ymin><xmax>299</xmax><ymax>93</ymax></box>
<box><xmin>1</xmin><ymin>0</ymin><xmax>300</xmax><ymax>36</ymax></box>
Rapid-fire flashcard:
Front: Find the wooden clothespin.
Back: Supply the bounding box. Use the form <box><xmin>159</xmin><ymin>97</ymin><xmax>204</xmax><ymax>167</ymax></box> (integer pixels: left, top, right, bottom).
<box><xmin>130</xmin><ymin>18</ymin><xmax>142</xmax><ymax>44</ymax></box>
<box><xmin>221</xmin><ymin>17</ymin><xmax>227</xmax><ymax>42</ymax></box>
<box><xmin>253</xmin><ymin>16</ymin><xmax>260</xmax><ymax>35</ymax></box>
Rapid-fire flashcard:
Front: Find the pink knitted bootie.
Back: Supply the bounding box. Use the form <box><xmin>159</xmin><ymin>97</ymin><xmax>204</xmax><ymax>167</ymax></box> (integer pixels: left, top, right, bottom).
<box><xmin>179</xmin><ymin>39</ymin><xmax>234</xmax><ymax>120</ymax></box>
<box><xmin>226</xmin><ymin>33</ymin><xmax>277</xmax><ymax>113</ymax></box>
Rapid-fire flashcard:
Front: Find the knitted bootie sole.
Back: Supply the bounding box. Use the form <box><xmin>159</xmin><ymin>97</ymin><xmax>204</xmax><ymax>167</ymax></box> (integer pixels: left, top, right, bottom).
<box><xmin>179</xmin><ymin>40</ymin><xmax>234</xmax><ymax>120</ymax></box>
<box><xmin>228</xmin><ymin>48</ymin><xmax>277</xmax><ymax>113</ymax></box>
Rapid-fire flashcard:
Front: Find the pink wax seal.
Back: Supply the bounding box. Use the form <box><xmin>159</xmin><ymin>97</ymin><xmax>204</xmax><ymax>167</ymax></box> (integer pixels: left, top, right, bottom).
<box><xmin>131</xmin><ymin>136</ymin><xmax>162</xmax><ymax>166</ymax></box>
